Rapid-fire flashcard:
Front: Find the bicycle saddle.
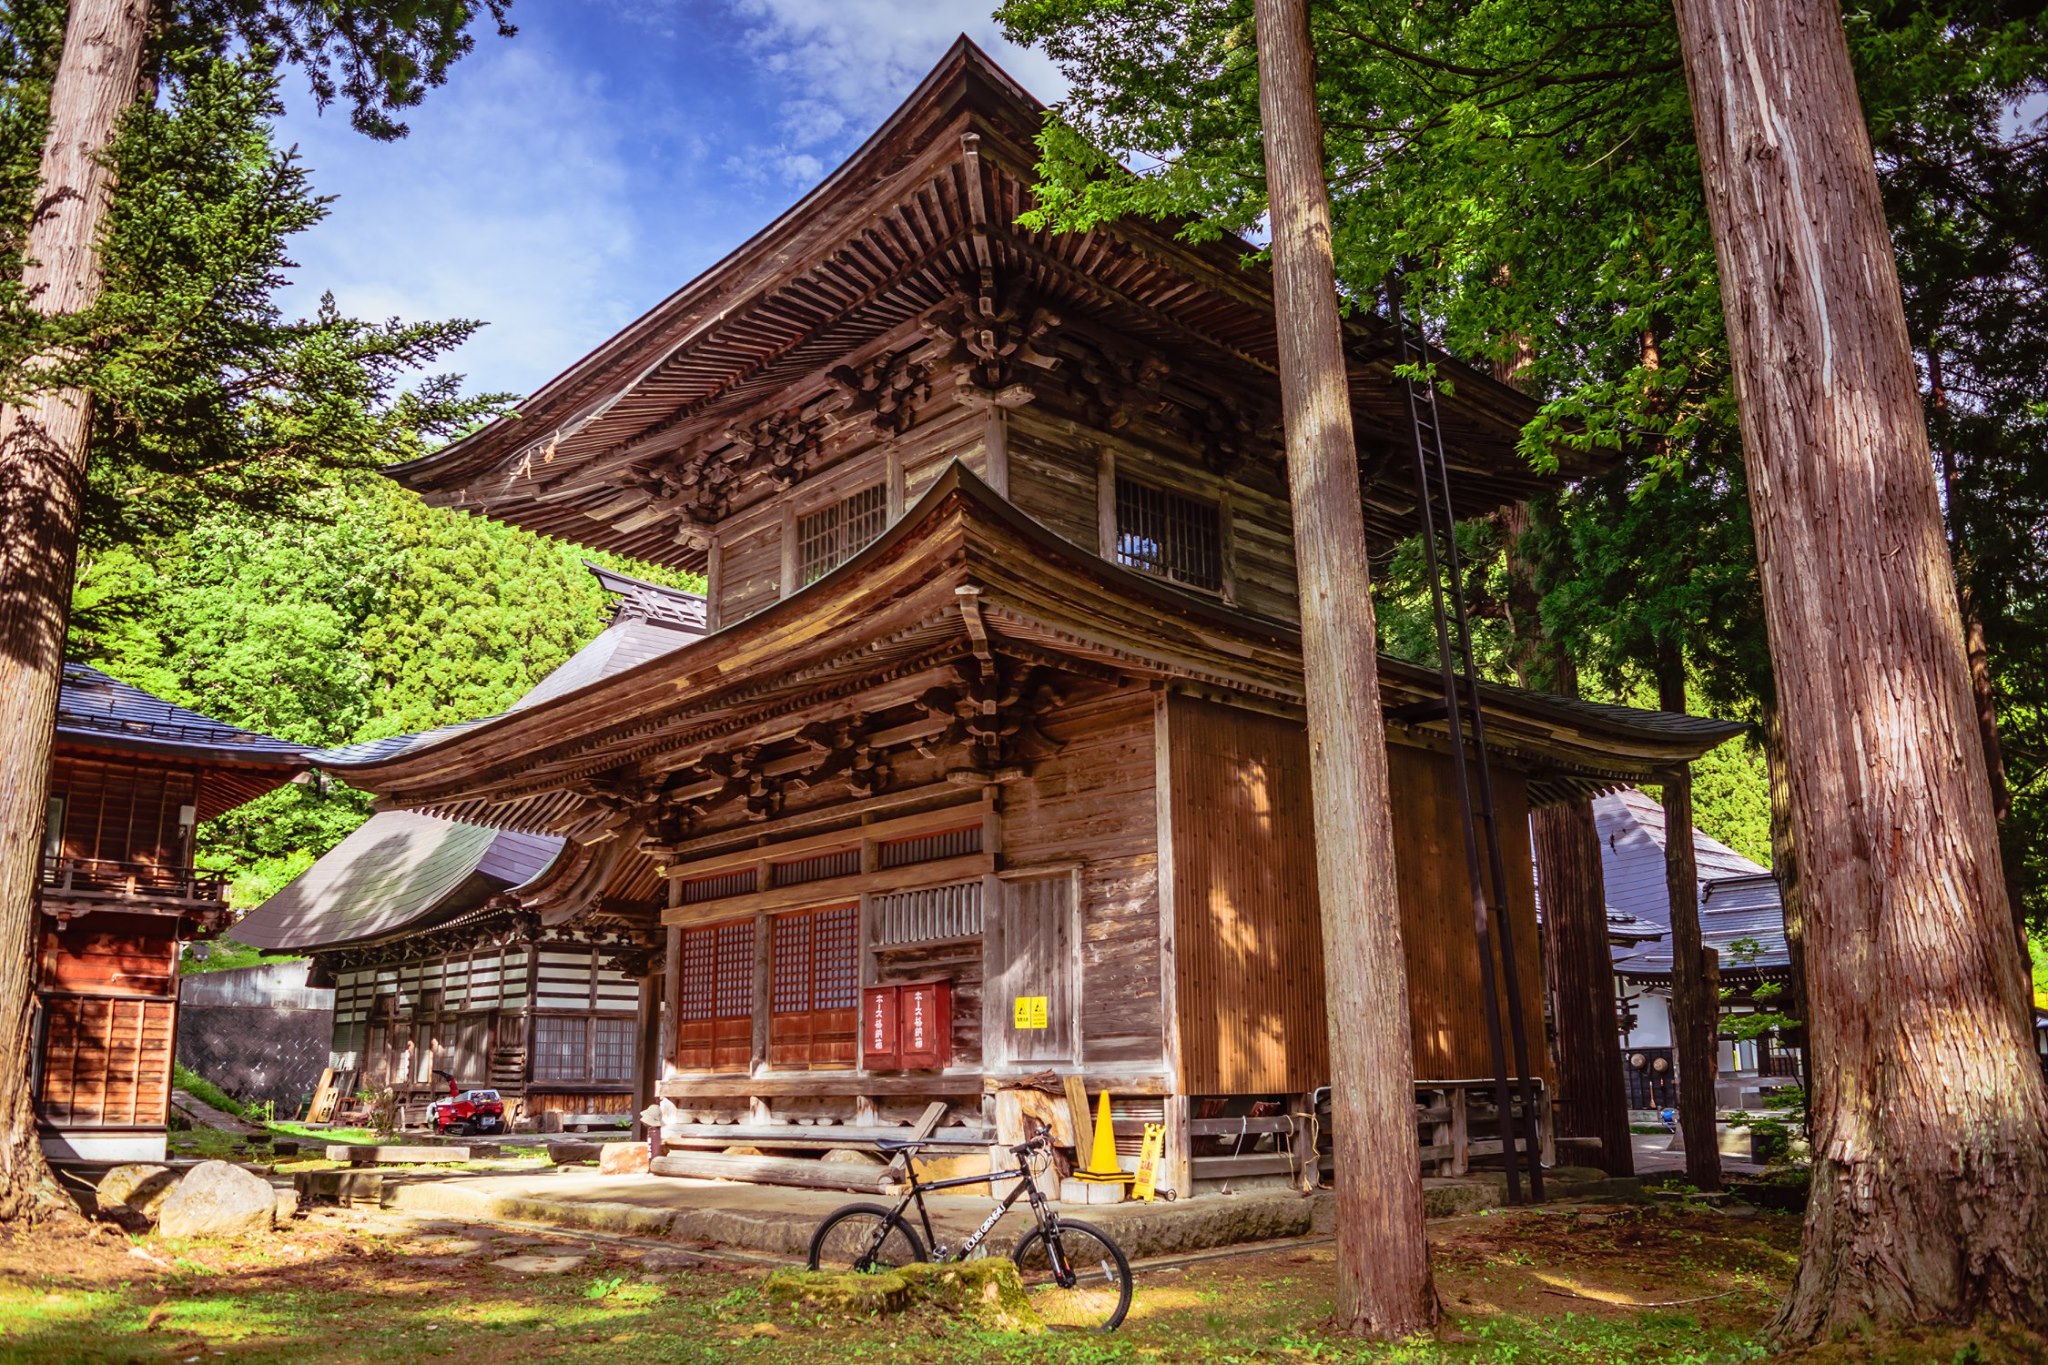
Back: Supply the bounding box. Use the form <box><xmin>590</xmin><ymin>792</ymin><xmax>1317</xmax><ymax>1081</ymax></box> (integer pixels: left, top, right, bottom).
<box><xmin>873</xmin><ymin>1138</ymin><xmax>928</xmax><ymax>1153</ymax></box>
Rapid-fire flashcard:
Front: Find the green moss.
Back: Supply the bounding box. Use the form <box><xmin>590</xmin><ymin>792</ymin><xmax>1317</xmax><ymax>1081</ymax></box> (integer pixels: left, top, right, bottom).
<box><xmin>764</xmin><ymin>1262</ymin><xmax>1043</xmax><ymax>1333</ymax></box>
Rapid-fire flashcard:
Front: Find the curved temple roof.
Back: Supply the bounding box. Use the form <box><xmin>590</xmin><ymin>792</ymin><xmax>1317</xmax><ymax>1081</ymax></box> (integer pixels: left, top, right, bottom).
<box><xmin>387</xmin><ymin>38</ymin><xmax>1587</xmax><ymax>570</ymax></box>
<box><xmin>231</xmin><ymin>809</ymin><xmax>561</xmax><ymax>953</ymax></box>
<box><xmin>56</xmin><ymin>664</ymin><xmax>307</xmax><ymax>819</ymax></box>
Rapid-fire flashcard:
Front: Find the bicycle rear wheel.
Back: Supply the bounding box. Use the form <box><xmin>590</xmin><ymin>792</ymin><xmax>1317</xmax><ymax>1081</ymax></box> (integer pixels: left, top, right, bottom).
<box><xmin>1012</xmin><ymin>1218</ymin><xmax>1132</xmax><ymax>1331</ymax></box>
<box><xmin>807</xmin><ymin>1203</ymin><xmax>927</xmax><ymax>1273</ymax></box>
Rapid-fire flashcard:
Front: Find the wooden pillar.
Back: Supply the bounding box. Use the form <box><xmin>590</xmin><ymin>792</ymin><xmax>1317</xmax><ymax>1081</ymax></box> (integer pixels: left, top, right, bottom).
<box><xmin>1162</xmin><ymin>1094</ymin><xmax>1192</xmax><ymax>1200</ymax></box>
<box><xmin>632</xmin><ymin>972</ymin><xmax>661</xmax><ymax>1140</ymax></box>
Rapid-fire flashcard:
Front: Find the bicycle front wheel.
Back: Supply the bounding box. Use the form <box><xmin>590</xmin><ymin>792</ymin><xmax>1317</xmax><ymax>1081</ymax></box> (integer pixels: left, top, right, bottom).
<box><xmin>1012</xmin><ymin>1218</ymin><xmax>1132</xmax><ymax>1331</ymax></box>
<box><xmin>807</xmin><ymin>1203</ymin><xmax>927</xmax><ymax>1273</ymax></box>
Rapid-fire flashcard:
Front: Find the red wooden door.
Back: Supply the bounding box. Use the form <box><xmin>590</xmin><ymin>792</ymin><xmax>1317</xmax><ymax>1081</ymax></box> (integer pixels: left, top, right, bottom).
<box><xmin>769</xmin><ymin>905</ymin><xmax>858</xmax><ymax>1069</ymax></box>
<box><xmin>675</xmin><ymin>918</ymin><xmax>755</xmax><ymax>1073</ymax></box>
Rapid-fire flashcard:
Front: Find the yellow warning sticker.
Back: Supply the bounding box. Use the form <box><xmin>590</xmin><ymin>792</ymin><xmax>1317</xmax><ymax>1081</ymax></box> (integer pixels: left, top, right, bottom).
<box><xmin>1013</xmin><ymin>995</ymin><xmax>1049</xmax><ymax>1029</ymax></box>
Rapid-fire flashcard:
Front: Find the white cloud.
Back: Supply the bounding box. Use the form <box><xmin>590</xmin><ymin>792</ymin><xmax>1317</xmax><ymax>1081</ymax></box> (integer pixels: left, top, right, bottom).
<box><xmin>724</xmin><ymin>0</ymin><xmax>1070</xmax><ymax>178</ymax></box>
<box><xmin>272</xmin><ymin>43</ymin><xmax>648</xmax><ymax>398</ymax></box>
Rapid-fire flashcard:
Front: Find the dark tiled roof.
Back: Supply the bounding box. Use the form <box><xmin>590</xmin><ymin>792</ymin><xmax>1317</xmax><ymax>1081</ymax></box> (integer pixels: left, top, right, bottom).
<box><xmin>1598</xmin><ymin>790</ymin><xmax>1788</xmax><ymax>977</ymax></box>
<box><xmin>309</xmin><ymin>565</ymin><xmax>706</xmax><ymax>770</ymax></box>
<box><xmin>232</xmin><ymin>809</ymin><xmax>563</xmax><ymax>952</ymax></box>
<box><xmin>56</xmin><ymin>664</ymin><xmax>304</xmax><ymax>764</ymax></box>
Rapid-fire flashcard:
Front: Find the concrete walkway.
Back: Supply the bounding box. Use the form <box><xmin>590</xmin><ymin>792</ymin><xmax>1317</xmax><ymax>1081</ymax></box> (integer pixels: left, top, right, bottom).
<box><xmin>373</xmin><ymin>1164</ymin><xmax>1639</xmax><ymax>1262</ymax></box>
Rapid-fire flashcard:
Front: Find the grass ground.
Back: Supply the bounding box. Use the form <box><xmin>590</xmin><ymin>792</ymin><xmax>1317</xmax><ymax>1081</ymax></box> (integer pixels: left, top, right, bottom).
<box><xmin>2</xmin><ymin>1198</ymin><xmax>2038</xmax><ymax>1364</ymax></box>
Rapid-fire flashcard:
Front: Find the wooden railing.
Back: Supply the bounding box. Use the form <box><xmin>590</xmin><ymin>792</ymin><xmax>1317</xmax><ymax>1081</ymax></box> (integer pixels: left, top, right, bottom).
<box><xmin>38</xmin><ymin>856</ymin><xmax>227</xmax><ymax>904</ymax></box>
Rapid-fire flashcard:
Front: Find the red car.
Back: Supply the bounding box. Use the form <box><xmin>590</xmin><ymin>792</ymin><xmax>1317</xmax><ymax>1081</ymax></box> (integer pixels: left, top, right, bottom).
<box><xmin>428</xmin><ymin>1085</ymin><xmax>505</xmax><ymax>1136</ymax></box>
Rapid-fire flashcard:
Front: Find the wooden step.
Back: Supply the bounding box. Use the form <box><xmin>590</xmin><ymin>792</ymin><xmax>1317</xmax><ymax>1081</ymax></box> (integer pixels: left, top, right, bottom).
<box><xmin>649</xmin><ymin>1151</ymin><xmax>902</xmax><ymax>1194</ymax></box>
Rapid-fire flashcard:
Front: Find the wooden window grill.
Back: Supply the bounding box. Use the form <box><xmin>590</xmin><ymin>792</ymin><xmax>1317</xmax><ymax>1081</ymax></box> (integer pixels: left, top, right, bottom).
<box><xmin>771</xmin><ymin>847</ymin><xmax>860</xmax><ymax>887</ymax></box>
<box><xmin>591</xmin><ymin>1017</ymin><xmax>636</xmax><ymax>1081</ymax></box>
<box><xmin>875</xmin><ymin>879</ymin><xmax>983</xmax><ymax>947</ymax></box>
<box><xmin>875</xmin><ymin>824</ymin><xmax>982</xmax><ymax>869</ymax></box>
<box><xmin>768</xmin><ymin>905</ymin><xmax>859</xmax><ymax>1068</ymax></box>
<box><xmin>676</xmin><ymin>918</ymin><xmax>755</xmax><ymax>1073</ymax></box>
<box><xmin>798</xmin><ymin>483</ymin><xmax>889</xmax><ymax>585</ymax></box>
<box><xmin>532</xmin><ymin>1016</ymin><xmax>588</xmax><ymax>1082</ymax></box>
<box><xmin>1114</xmin><ymin>475</ymin><xmax>1223</xmax><ymax>592</ymax></box>
<box><xmin>681</xmin><ymin>867</ymin><xmax>757</xmax><ymax>904</ymax></box>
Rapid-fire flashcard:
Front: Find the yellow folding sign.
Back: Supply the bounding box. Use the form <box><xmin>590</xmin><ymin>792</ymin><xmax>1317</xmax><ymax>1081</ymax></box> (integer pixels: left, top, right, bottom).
<box><xmin>1131</xmin><ymin>1123</ymin><xmax>1165</xmax><ymax>1201</ymax></box>
<box><xmin>1013</xmin><ymin>995</ymin><xmax>1049</xmax><ymax>1029</ymax></box>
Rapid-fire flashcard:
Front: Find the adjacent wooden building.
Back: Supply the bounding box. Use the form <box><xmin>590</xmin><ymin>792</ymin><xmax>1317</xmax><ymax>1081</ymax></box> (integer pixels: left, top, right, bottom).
<box><xmin>35</xmin><ymin>666</ymin><xmax>305</xmax><ymax>1161</ymax></box>
<box><xmin>317</xmin><ymin>41</ymin><xmax>1741</xmax><ymax>1190</ymax></box>
<box><xmin>234</xmin><ymin>567</ymin><xmax>708</xmax><ymax>1129</ymax></box>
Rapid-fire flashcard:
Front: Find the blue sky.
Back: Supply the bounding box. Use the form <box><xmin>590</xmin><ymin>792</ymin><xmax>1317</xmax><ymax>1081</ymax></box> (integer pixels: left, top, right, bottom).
<box><xmin>271</xmin><ymin>2</ymin><xmax>1068</xmax><ymax>401</ymax></box>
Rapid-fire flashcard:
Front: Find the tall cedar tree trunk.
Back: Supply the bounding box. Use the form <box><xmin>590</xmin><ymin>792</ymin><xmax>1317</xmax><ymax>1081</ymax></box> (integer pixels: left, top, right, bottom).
<box><xmin>1672</xmin><ymin>0</ymin><xmax>2048</xmax><ymax>1335</ymax></box>
<box><xmin>1658</xmin><ymin>650</ymin><xmax>1721</xmax><ymax>1191</ymax></box>
<box><xmin>1252</xmin><ymin>0</ymin><xmax>1436</xmax><ymax>1336</ymax></box>
<box><xmin>1762</xmin><ymin>704</ymin><xmax>1814</xmax><ymax>1101</ymax></box>
<box><xmin>1930</xmin><ymin>368</ymin><xmax>2028</xmax><ymax>958</ymax></box>
<box><xmin>0</xmin><ymin>0</ymin><xmax>152</xmax><ymax>1223</ymax></box>
<box><xmin>1503</xmin><ymin>505</ymin><xmax>1633</xmax><ymax>1177</ymax></box>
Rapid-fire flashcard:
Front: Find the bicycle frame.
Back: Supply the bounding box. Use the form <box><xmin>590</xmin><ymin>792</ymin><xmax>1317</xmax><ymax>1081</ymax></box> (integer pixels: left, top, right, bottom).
<box><xmin>860</xmin><ymin>1149</ymin><xmax>1075</xmax><ymax>1281</ymax></box>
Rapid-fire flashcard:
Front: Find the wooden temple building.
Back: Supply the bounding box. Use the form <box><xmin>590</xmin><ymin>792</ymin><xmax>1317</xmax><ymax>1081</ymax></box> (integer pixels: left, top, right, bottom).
<box><xmin>307</xmin><ymin>41</ymin><xmax>1741</xmax><ymax>1190</ymax></box>
<box><xmin>34</xmin><ymin>666</ymin><xmax>306</xmax><ymax>1162</ymax></box>
<box><xmin>233</xmin><ymin>567</ymin><xmax>708</xmax><ymax>1129</ymax></box>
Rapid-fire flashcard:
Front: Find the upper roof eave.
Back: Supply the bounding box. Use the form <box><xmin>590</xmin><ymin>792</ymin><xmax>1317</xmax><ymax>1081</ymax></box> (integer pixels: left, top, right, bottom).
<box><xmin>385</xmin><ymin>36</ymin><xmax>1033</xmax><ymax>498</ymax></box>
<box><xmin>328</xmin><ymin>461</ymin><xmax>1742</xmax><ymax>826</ymax></box>
<box><xmin>384</xmin><ymin>38</ymin><xmax>1567</xmax><ymax>545</ymax></box>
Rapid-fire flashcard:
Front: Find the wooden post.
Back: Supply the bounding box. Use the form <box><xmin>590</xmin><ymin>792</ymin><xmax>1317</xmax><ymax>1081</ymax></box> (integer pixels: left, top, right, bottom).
<box><xmin>633</xmin><ymin>974</ymin><xmax>661</xmax><ymax>1140</ymax></box>
<box><xmin>1672</xmin><ymin>0</ymin><xmax>2048</xmax><ymax>1336</ymax></box>
<box><xmin>1162</xmin><ymin>1094</ymin><xmax>1191</xmax><ymax>1201</ymax></box>
<box><xmin>1448</xmin><ymin>1089</ymin><xmax>1469</xmax><ymax>1178</ymax></box>
<box><xmin>1251</xmin><ymin>0</ymin><xmax>1436</xmax><ymax>1335</ymax></box>
<box><xmin>1291</xmin><ymin>1091</ymin><xmax>1319</xmax><ymax>1193</ymax></box>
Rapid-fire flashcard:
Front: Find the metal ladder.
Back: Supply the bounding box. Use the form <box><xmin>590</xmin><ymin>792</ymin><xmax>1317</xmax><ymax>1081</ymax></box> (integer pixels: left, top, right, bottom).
<box><xmin>1385</xmin><ymin>272</ymin><xmax>1545</xmax><ymax>1204</ymax></box>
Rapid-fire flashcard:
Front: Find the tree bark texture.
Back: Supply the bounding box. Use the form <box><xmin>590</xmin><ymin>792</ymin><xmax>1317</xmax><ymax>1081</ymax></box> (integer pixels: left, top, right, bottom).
<box><xmin>1503</xmin><ymin>505</ymin><xmax>1633</xmax><ymax>1178</ymax></box>
<box><xmin>1762</xmin><ymin>704</ymin><xmax>1813</xmax><ymax>1101</ymax></box>
<box><xmin>1672</xmin><ymin>0</ymin><xmax>2048</xmax><ymax>1335</ymax></box>
<box><xmin>1658</xmin><ymin>656</ymin><xmax>1722</xmax><ymax>1192</ymax></box>
<box><xmin>1533</xmin><ymin>798</ymin><xmax>1635</xmax><ymax>1177</ymax></box>
<box><xmin>1252</xmin><ymin>0</ymin><xmax>1436</xmax><ymax>1336</ymax></box>
<box><xmin>0</xmin><ymin>0</ymin><xmax>152</xmax><ymax>1224</ymax></box>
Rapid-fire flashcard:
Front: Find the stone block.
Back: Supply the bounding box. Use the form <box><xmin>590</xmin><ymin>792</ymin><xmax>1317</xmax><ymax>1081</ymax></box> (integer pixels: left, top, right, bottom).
<box><xmin>599</xmin><ymin>1142</ymin><xmax>650</xmax><ymax>1176</ymax></box>
<box><xmin>294</xmin><ymin>1169</ymin><xmax>384</xmax><ymax>1206</ymax></box>
<box><xmin>537</xmin><ymin>1110</ymin><xmax>565</xmax><ymax>1134</ymax></box>
<box><xmin>156</xmin><ymin>1161</ymin><xmax>275</xmax><ymax>1240</ymax></box>
<box><xmin>547</xmin><ymin>1140</ymin><xmax>603</xmax><ymax>1165</ymax></box>
<box><xmin>96</xmin><ymin>1164</ymin><xmax>179</xmax><ymax>1223</ymax></box>
<box><xmin>1059</xmin><ymin>1177</ymin><xmax>1126</xmax><ymax>1205</ymax></box>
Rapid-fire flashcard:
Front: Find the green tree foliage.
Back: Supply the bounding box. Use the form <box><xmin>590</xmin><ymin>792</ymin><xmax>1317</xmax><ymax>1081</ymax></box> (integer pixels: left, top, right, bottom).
<box><xmin>999</xmin><ymin>0</ymin><xmax>2048</xmax><ymax>924</ymax></box>
<box><xmin>74</xmin><ymin>478</ymin><xmax>699</xmax><ymax>910</ymax></box>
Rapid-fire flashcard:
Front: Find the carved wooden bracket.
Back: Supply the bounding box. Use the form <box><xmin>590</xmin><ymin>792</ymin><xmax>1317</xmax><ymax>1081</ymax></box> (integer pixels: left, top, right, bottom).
<box><xmin>913</xmin><ymin>662</ymin><xmax>1068</xmax><ymax>780</ymax></box>
<box><xmin>1067</xmin><ymin>335</ymin><xmax>1171</xmax><ymax>431</ymax></box>
<box><xmin>828</xmin><ymin>347</ymin><xmax>935</xmax><ymax>436</ymax></box>
<box><xmin>922</xmin><ymin>280</ymin><xmax>1061</xmax><ymax>403</ymax></box>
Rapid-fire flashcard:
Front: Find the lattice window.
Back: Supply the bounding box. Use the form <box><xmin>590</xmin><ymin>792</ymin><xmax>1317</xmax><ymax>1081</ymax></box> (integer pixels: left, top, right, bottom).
<box><xmin>1114</xmin><ymin>474</ymin><xmax>1223</xmax><ymax>592</ymax></box>
<box><xmin>676</xmin><ymin>918</ymin><xmax>755</xmax><ymax>1073</ymax></box>
<box><xmin>592</xmin><ymin>1017</ymin><xmax>636</xmax><ymax>1081</ymax></box>
<box><xmin>771</xmin><ymin>847</ymin><xmax>860</xmax><ymax>887</ymax></box>
<box><xmin>797</xmin><ymin>483</ymin><xmax>888</xmax><ymax>584</ymax></box>
<box><xmin>875</xmin><ymin>879</ymin><xmax>983</xmax><ymax>946</ymax></box>
<box><xmin>768</xmin><ymin>904</ymin><xmax>859</xmax><ymax>1068</ymax></box>
<box><xmin>681</xmin><ymin>868</ymin><xmax>757</xmax><ymax>904</ymax></box>
<box><xmin>876</xmin><ymin>824</ymin><xmax>982</xmax><ymax>869</ymax></box>
<box><xmin>532</xmin><ymin>1016</ymin><xmax>588</xmax><ymax>1082</ymax></box>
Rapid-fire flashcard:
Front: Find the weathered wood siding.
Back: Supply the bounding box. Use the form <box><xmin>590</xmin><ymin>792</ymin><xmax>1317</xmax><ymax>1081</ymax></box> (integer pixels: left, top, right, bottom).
<box><xmin>46</xmin><ymin>755</ymin><xmax>202</xmax><ymax>867</ymax></box>
<box><xmin>1166</xmin><ymin>698</ymin><xmax>1552</xmax><ymax>1090</ymax></box>
<box><xmin>37</xmin><ymin>994</ymin><xmax>175</xmax><ymax>1127</ymax></box>
<box><xmin>999</xmin><ymin>689</ymin><xmax>1162</xmax><ymax>1068</ymax></box>
<box><xmin>1390</xmin><ymin>744</ymin><xmax>1549</xmax><ymax>1082</ymax></box>
<box><xmin>1165</xmin><ymin>696</ymin><xmax>1327</xmax><ymax>1093</ymax></box>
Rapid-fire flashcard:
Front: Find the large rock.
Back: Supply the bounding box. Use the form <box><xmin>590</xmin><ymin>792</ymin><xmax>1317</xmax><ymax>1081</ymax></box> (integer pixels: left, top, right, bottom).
<box><xmin>547</xmin><ymin>1140</ymin><xmax>603</xmax><ymax>1165</ymax></box>
<box><xmin>598</xmin><ymin>1142</ymin><xmax>650</xmax><ymax>1176</ymax></box>
<box><xmin>96</xmin><ymin>1164</ymin><xmax>179</xmax><ymax>1223</ymax></box>
<box><xmin>156</xmin><ymin>1161</ymin><xmax>275</xmax><ymax>1240</ymax></box>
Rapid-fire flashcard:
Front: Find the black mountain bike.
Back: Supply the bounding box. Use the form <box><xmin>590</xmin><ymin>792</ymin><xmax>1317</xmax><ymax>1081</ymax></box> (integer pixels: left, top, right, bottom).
<box><xmin>806</xmin><ymin>1126</ymin><xmax>1133</xmax><ymax>1332</ymax></box>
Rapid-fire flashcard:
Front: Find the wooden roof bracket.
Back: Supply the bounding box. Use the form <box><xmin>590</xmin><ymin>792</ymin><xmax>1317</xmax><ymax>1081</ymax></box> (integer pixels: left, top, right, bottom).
<box><xmin>960</xmin><ymin>131</ymin><xmax>994</xmax><ymax>277</ymax></box>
